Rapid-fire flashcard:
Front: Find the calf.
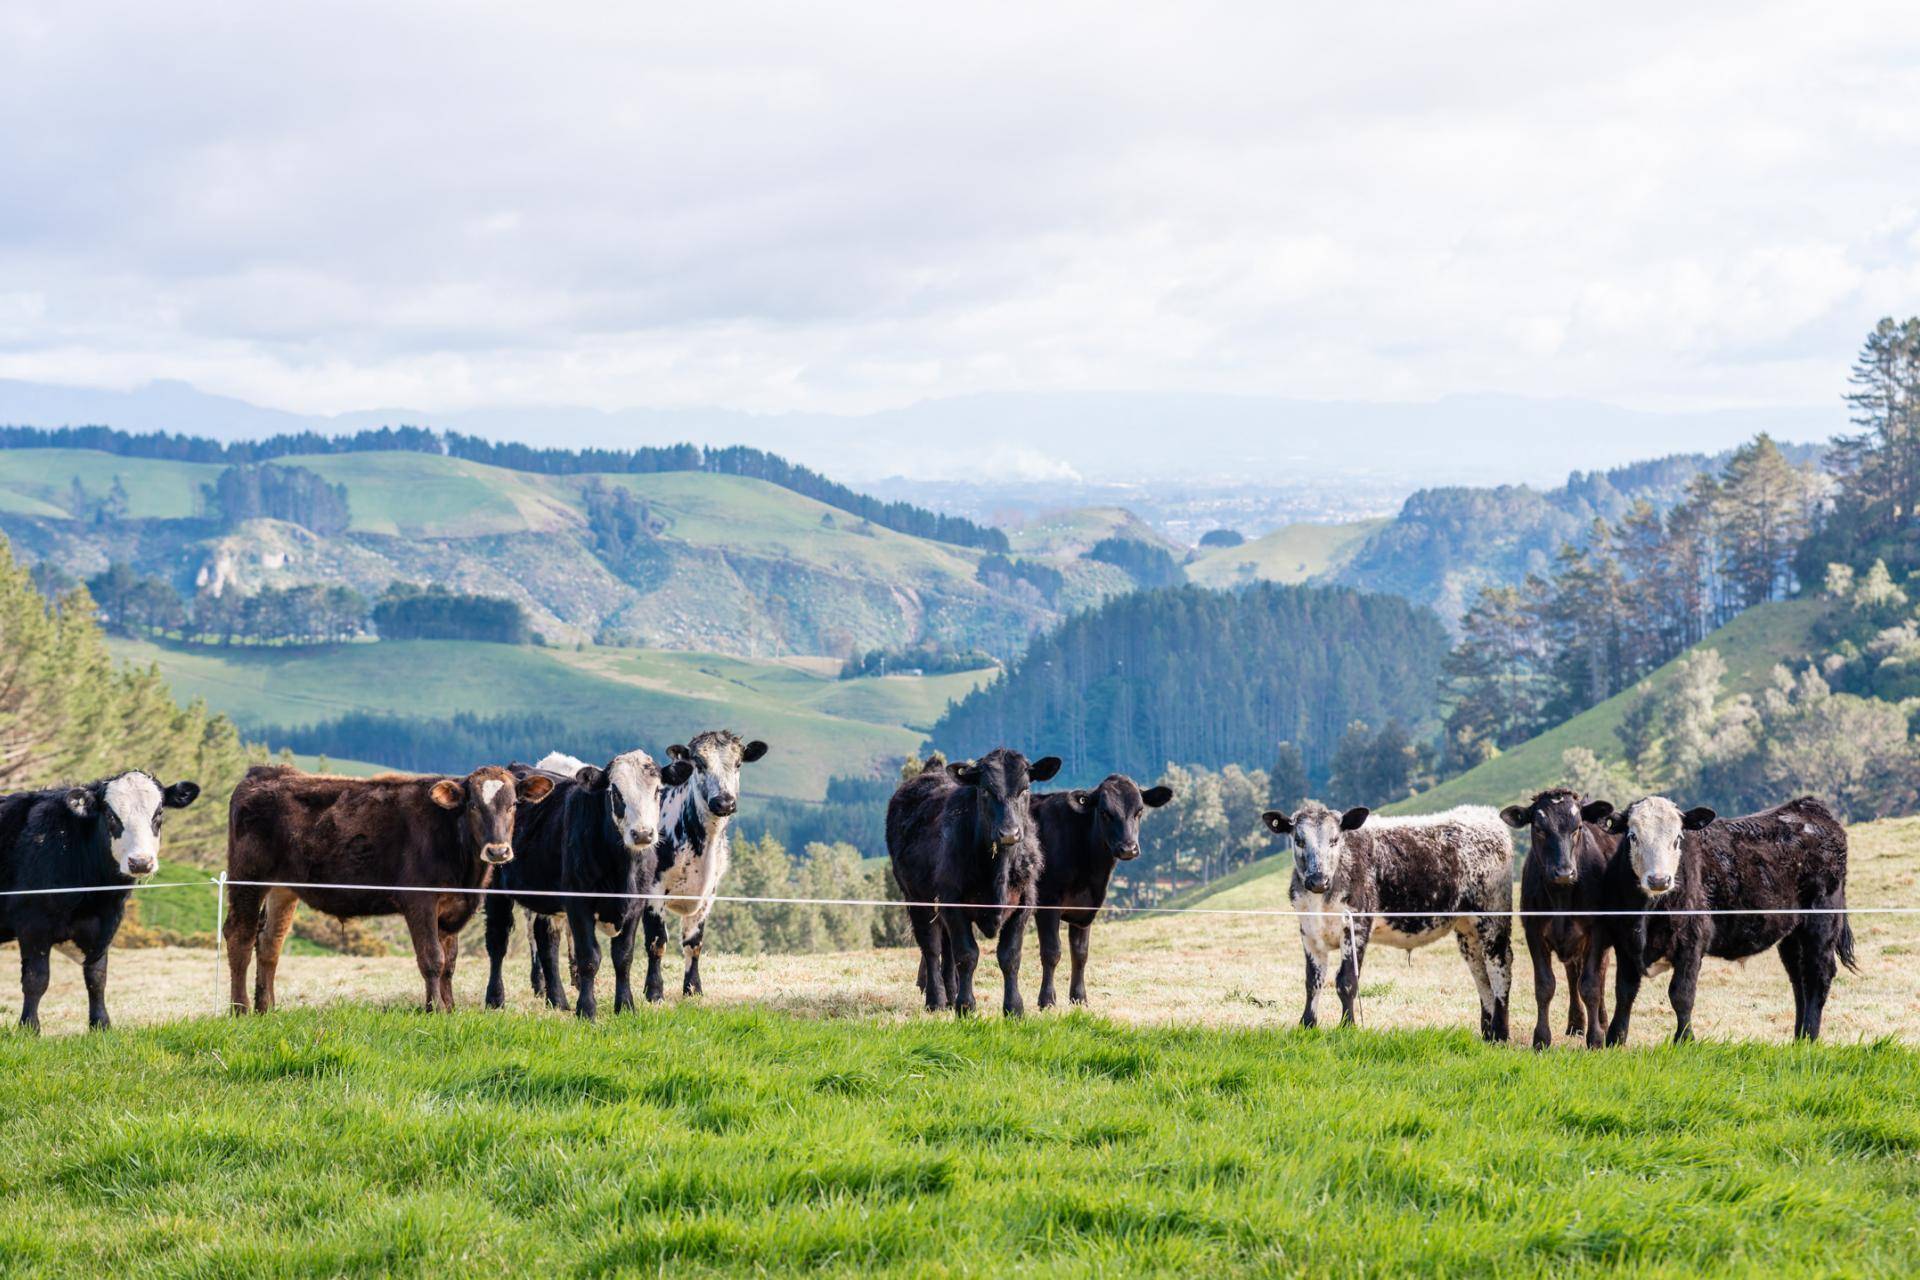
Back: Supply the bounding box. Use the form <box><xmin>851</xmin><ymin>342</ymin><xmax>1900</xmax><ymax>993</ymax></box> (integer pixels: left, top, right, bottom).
<box><xmin>1600</xmin><ymin>795</ymin><xmax>1855</xmax><ymax>1044</ymax></box>
<box><xmin>484</xmin><ymin>749</ymin><xmax>691</xmax><ymax>1018</ymax></box>
<box><xmin>0</xmin><ymin>772</ymin><xmax>200</xmax><ymax>1030</ymax></box>
<box><xmin>1261</xmin><ymin>802</ymin><xmax>1514</xmax><ymax>1040</ymax></box>
<box><xmin>636</xmin><ymin>731</ymin><xmax>768</xmax><ymax>1001</ymax></box>
<box><xmin>888</xmin><ymin>748</ymin><xmax>1061</xmax><ymax>1017</ymax></box>
<box><xmin>223</xmin><ymin>763</ymin><xmax>553</xmax><ymax>1013</ymax></box>
<box><xmin>1500</xmin><ymin>789</ymin><xmax>1616</xmax><ymax>1049</ymax></box>
<box><xmin>1030</xmin><ymin>775</ymin><xmax>1173</xmax><ymax>1008</ymax></box>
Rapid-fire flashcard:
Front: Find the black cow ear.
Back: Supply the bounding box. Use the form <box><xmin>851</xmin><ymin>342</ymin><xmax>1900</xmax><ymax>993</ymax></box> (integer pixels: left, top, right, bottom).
<box><xmin>1339</xmin><ymin>806</ymin><xmax>1371</xmax><ymax>831</ymax></box>
<box><xmin>1065</xmin><ymin>790</ymin><xmax>1092</xmax><ymax>812</ymax></box>
<box><xmin>667</xmin><ymin>744</ymin><xmax>692</xmax><ymax>762</ymax></box>
<box><xmin>162</xmin><ymin>781</ymin><xmax>201</xmax><ymax>810</ymax></box>
<box><xmin>1262</xmin><ymin>810</ymin><xmax>1292</xmax><ymax>835</ymax></box>
<box><xmin>429</xmin><ymin>779</ymin><xmax>466</xmax><ymax>810</ymax></box>
<box><xmin>65</xmin><ymin>788</ymin><xmax>95</xmax><ymax>816</ymax></box>
<box><xmin>1580</xmin><ymin>800</ymin><xmax>1615</xmax><ymax>824</ymax></box>
<box><xmin>517</xmin><ymin>774</ymin><xmax>555</xmax><ymax>804</ymax></box>
<box><xmin>1499</xmin><ymin>804</ymin><xmax>1531</xmax><ymax>829</ymax></box>
<box><xmin>1606</xmin><ymin>809</ymin><xmax>1629</xmax><ymax>835</ymax></box>
<box><xmin>662</xmin><ymin>760</ymin><xmax>694</xmax><ymax>787</ymax></box>
<box><xmin>742</xmin><ymin>740</ymin><xmax>769</xmax><ymax>763</ymax></box>
<box><xmin>1682</xmin><ymin>806</ymin><xmax>1717</xmax><ymax>831</ymax></box>
<box><xmin>1141</xmin><ymin>785</ymin><xmax>1173</xmax><ymax>809</ymax></box>
<box><xmin>948</xmin><ymin>761</ymin><xmax>980</xmax><ymax>784</ymax></box>
<box><xmin>576</xmin><ymin>765</ymin><xmax>609</xmax><ymax>790</ymax></box>
<box><xmin>1028</xmin><ymin>756</ymin><xmax>1063</xmax><ymax>783</ymax></box>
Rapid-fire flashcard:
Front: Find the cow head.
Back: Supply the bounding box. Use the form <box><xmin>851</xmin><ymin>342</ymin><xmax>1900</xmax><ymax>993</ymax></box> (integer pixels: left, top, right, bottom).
<box><xmin>948</xmin><ymin>748</ymin><xmax>1061</xmax><ymax>854</ymax></box>
<box><xmin>1501</xmin><ymin>789</ymin><xmax>1613</xmax><ymax>887</ymax></box>
<box><xmin>1262</xmin><ymin>801</ymin><xmax>1370</xmax><ymax>895</ymax></box>
<box><xmin>1606</xmin><ymin>796</ymin><xmax>1715</xmax><ymax>896</ymax></box>
<box><xmin>1064</xmin><ymin>774</ymin><xmax>1173</xmax><ymax>861</ymax></box>
<box><xmin>430</xmin><ymin>765</ymin><xmax>554</xmax><ymax>865</ymax></box>
<box><xmin>63</xmin><ymin>771</ymin><xmax>201</xmax><ymax>878</ymax></box>
<box><xmin>571</xmin><ymin>750</ymin><xmax>695</xmax><ymax>853</ymax></box>
<box><xmin>666</xmin><ymin>731</ymin><xmax>769</xmax><ymax>821</ymax></box>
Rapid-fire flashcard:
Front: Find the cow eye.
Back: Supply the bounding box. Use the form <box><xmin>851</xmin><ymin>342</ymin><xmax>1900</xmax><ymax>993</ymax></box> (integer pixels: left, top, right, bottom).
<box><xmin>610</xmin><ymin>789</ymin><xmax>625</xmax><ymax>815</ymax></box>
<box><xmin>107</xmin><ymin>812</ymin><xmax>123</xmax><ymax>837</ymax></box>
<box><xmin>152</xmin><ymin>813</ymin><xmax>164</xmax><ymax>832</ymax></box>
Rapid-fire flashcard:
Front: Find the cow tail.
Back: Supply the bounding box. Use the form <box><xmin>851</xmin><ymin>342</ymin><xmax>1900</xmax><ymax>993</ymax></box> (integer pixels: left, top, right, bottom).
<box><xmin>1838</xmin><ymin>913</ymin><xmax>1859</xmax><ymax>973</ymax></box>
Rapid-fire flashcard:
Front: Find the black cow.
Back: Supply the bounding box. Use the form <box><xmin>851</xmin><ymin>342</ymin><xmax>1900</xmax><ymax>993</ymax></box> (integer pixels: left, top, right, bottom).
<box><xmin>485</xmin><ymin>749</ymin><xmax>691</xmax><ymax>1018</ymax></box>
<box><xmin>1600</xmin><ymin>795</ymin><xmax>1855</xmax><ymax>1044</ymax></box>
<box><xmin>888</xmin><ymin>748</ymin><xmax>1061</xmax><ymax>1017</ymax></box>
<box><xmin>1500</xmin><ymin>789</ymin><xmax>1616</xmax><ymax>1049</ymax></box>
<box><xmin>1030</xmin><ymin>775</ymin><xmax>1172</xmax><ymax>1007</ymax></box>
<box><xmin>1261</xmin><ymin>802</ymin><xmax>1515</xmax><ymax>1040</ymax></box>
<box><xmin>1</xmin><ymin>771</ymin><xmax>200</xmax><ymax>1031</ymax></box>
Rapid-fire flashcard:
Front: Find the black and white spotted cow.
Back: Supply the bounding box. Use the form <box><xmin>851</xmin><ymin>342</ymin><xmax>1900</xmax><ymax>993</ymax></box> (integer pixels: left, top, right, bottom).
<box><xmin>639</xmin><ymin>730</ymin><xmax>768</xmax><ymax>1001</ymax></box>
<box><xmin>1260</xmin><ymin>802</ymin><xmax>1514</xmax><ymax>1041</ymax></box>
<box><xmin>1</xmin><ymin>771</ymin><xmax>201</xmax><ymax>1030</ymax></box>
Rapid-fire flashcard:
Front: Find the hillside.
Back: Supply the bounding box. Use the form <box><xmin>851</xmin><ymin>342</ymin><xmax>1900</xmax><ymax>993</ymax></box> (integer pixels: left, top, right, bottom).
<box><xmin>107</xmin><ymin>636</ymin><xmax>992</xmax><ymax>803</ymax></box>
<box><xmin>1185</xmin><ymin>519</ymin><xmax>1386</xmax><ymax>588</ymax></box>
<box><xmin>1388</xmin><ymin>598</ymin><xmax>1829</xmax><ymax>813</ymax></box>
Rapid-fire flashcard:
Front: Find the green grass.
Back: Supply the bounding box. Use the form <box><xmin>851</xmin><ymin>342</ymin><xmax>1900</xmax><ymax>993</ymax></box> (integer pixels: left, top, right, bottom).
<box><xmin>1391</xmin><ymin>598</ymin><xmax>1830</xmax><ymax>814</ymax></box>
<box><xmin>0</xmin><ymin>1007</ymin><xmax>1915</xmax><ymax>1275</ymax></box>
<box><xmin>1185</xmin><ymin>519</ymin><xmax>1387</xmax><ymax>589</ymax></box>
<box><xmin>107</xmin><ymin>637</ymin><xmax>990</xmax><ymax>801</ymax></box>
<box><xmin>0</xmin><ymin>450</ymin><xmax>222</xmax><ymax>519</ymax></box>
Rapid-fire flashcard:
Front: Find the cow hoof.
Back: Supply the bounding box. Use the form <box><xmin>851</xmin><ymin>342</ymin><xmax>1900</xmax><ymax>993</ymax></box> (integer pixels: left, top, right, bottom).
<box><xmin>1532</xmin><ymin>1032</ymin><xmax>1551</xmax><ymax>1051</ymax></box>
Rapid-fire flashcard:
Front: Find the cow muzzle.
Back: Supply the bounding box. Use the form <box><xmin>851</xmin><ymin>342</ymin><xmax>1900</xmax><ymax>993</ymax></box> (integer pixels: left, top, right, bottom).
<box><xmin>993</xmin><ymin>827</ymin><xmax>1022</xmax><ymax>852</ymax></box>
<box><xmin>1303</xmin><ymin>873</ymin><xmax>1330</xmax><ymax>894</ymax></box>
<box><xmin>708</xmin><ymin>796</ymin><xmax>737</xmax><ymax>817</ymax></box>
<box><xmin>1551</xmin><ymin>867</ymin><xmax>1577</xmax><ymax>888</ymax></box>
<box><xmin>626</xmin><ymin>827</ymin><xmax>657</xmax><ymax>851</ymax></box>
<box><xmin>124</xmin><ymin>856</ymin><xmax>157</xmax><ymax>877</ymax></box>
<box><xmin>1115</xmin><ymin>843</ymin><xmax>1140</xmax><ymax>861</ymax></box>
<box><xmin>1642</xmin><ymin>873</ymin><xmax>1673</xmax><ymax>895</ymax></box>
<box><xmin>480</xmin><ymin>843</ymin><xmax>514</xmax><ymax>865</ymax></box>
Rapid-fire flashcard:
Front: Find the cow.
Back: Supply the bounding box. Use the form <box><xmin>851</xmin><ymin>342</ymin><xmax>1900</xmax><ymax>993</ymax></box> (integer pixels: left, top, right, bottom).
<box><xmin>483</xmin><ymin>749</ymin><xmax>692</xmax><ymax>1018</ymax></box>
<box><xmin>888</xmin><ymin>748</ymin><xmax>1061</xmax><ymax>1017</ymax></box>
<box><xmin>1500</xmin><ymin>789</ymin><xmax>1617</xmax><ymax>1049</ymax></box>
<box><xmin>223</xmin><ymin>763</ymin><xmax>553</xmax><ymax>1013</ymax></box>
<box><xmin>1260</xmin><ymin>802</ymin><xmax>1514</xmax><ymax>1040</ymax></box>
<box><xmin>1029</xmin><ymin>774</ymin><xmax>1173</xmax><ymax>1008</ymax></box>
<box><xmin>0</xmin><ymin>772</ymin><xmax>200</xmax><ymax>1031</ymax></box>
<box><xmin>632</xmin><ymin>731</ymin><xmax>768</xmax><ymax>1002</ymax></box>
<box><xmin>1599</xmin><ymin>795</ymin><xmax>1855</xmax><ymax>1044</ymax></box>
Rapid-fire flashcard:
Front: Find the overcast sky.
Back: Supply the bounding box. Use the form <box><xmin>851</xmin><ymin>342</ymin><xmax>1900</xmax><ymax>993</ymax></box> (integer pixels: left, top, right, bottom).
<box><xmin>2</xmin><ymin>2</ymin><xmax>1918</xmax><ymax>420</ymax></box>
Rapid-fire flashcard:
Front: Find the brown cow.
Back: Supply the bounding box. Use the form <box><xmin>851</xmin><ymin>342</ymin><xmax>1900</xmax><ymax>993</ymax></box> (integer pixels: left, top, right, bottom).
<box><xmin>222</xmin><ymin>763</ymin><xmax>553</xmax><ymax>1013</ymax></box>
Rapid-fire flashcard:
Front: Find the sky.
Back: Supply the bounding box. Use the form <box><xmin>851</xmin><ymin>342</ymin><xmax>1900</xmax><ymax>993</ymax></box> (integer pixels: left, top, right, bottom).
<box><xmin>2</xmin><ymin>1</ymin><xmax>1918</xmax><ymax>425</ymax></box>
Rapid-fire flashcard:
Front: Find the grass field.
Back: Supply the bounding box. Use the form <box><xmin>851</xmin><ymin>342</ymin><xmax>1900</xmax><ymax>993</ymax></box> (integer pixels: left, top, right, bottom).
<box><xmin>1394</xmin><ymin>598</ymin><xmax>1829</xmax><ymax>814</ymax></box>
<box><xmin>107</xmin><ymin>637</ymin><xmax>990</xmax><ymax>802</ymax></box>
<box><xmin>1185</xmin><ymin>519</ymin><xmax>1388</xmax><ymax>589</ymax></box>
<box><xmin>0</xmin><ymin>449</ymin><xmax>221</xmax><ymax>519</ymax></box>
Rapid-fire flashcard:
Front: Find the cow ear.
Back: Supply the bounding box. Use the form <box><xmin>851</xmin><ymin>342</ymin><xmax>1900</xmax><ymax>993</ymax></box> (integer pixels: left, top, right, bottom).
<box><xmin>429</xmin><ymin>779</ymin><xmax>466</xmax><ymax>810</ymax></box>
<box><xmin>1141</xmin><ymin>785</ymin><xmax>1174</xmax><ymax>808</ymax></box>
<box><xmin>741</xmin><ymin>740</ymin><xmax>769</xmax><ymax>763</ymax></box>
<box><xmin>1499</xmin><ymin>804</ymin><xmax>1532</xmax><ymax>829</ymax></box>
<box><xmin>1682</xmin><ymin>806</ymin><xmax>1717</xmax><ymax>831</ymax></box>
<box><xmin>576</xmin><ymin>765</ymin><xmax>608</xmax><ymax>790</ymax></box>
<box><xmin>65</xmin><ymin>788</ymin><xmax>95</xmax><ymax>817</ymax></box>
<box><xmin>662</xmin><ymin>760</ymin><xmax>694</xmax><ymax>787</ymax></box>
<box><xmin>1262</xmin><ymin>810</ymin><xmax>1292</xmax><ymax>835</ymax></box>
<box><xmin>1028</xmin><ymin>756</ymin><xmax>1063</xmax><ymax>783</ymax></box>
<box><xmin>1580</xmin><ymin>800</ymin><xmax>1615</xmax><ymax>824</ymax></box>
<box><xmin>1339</xmin><ymin>806</ymin><xmax>1371</xmax><ymax>831</ymax></box>
<box><xmin>667</xmin><ymin>744</ymin><xmax>692</xmax><ymax>762</ymax></box>
<box><xmin>948</xmin><ymin>761</ymin><xmax>980</xmax><ymax>784</ymax></box>
<box><xmin>1065</xmin><ymin>790</ymin><xmax>1092</xmax><ymax>812</ymax></box>
<box><xmin>1606</xmin><ymin>809</ymin><xmax>1629</xmax><ymax>835</ymax></box>
<box><xmin>162</xmin><ymin>781</ymin><xmax>201</xmax><ymax>810</ymax></box>
<box><xmin>517</xmin><ymin>774</ymin><xmax>555</xmax><ymax>804</ymax></box>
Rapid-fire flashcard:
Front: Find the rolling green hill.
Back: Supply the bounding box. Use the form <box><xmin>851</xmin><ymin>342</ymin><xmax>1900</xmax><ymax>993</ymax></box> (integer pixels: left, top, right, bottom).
<box><xmin>107</xmin><ymin>636</ymin><xmax>991</xmax><ymax>802</ymax></box>
<box><xmin>1186</xmin><ymin>519</ymin><xmax>1388</xmax><ymax>588</ymax></box>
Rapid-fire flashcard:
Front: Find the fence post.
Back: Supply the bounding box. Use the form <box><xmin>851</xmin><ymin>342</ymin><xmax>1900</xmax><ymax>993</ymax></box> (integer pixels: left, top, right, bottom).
<box><xmin>212</xmin><ymin>872</ymin><xmax>227</xmax><ymax>1015</ymax></box>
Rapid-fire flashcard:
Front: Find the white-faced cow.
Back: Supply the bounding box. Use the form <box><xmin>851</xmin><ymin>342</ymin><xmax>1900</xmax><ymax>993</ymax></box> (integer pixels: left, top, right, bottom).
<box><xmin>1029</xmin><ymin>774</ymin><xmax>1173</xmax><ymax>1008</ymax></box>
<box><xmin>1</xmin><ymin>772</ymin><xmax>200</xmax><ymax>1031</ymax></box>
<box><xmin>1500</xmin><ymin>789</ymin><xmax>1617</xmax><ymax>1049</ymax></box>
<box><xmin>1261</xmin><ymin>802</ymin><xmax>1514</xmax><ymax>1040</ymax></box>
<box><xmin>484</xmin><ymin>749</ymin><xmax>692</xmax><ymax>1018</ymax></box>
<box><xmin>224</xmin><ymin>763</ymin><xmax>554</xmax><ymax>1013</ymax></box>
<box><xmin>888</xmin><ymin>748</ymin><xmax>1061</xmax><ymax>1017</ymax></box>
<box><xmin>1600</xmin><ymin>795</ymin><xmax>1855</xmax><ymax>1044</ymax></box>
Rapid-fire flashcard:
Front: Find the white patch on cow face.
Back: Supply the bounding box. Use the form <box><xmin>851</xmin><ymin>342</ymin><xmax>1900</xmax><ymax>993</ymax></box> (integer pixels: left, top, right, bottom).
<box><xmin>1290</xmin><ymin>810</ymin><xmax>1348</xmax><ymax>893</ymax></box>
<box><xmin>1625</xmin><ymin>798</ymin><xmax>1685</xmax><ymax>896</ymax></box>
<box><xmin>606</xmin><ymin>751</ymin><xmax>665</xmax><ymax>852</ymax></box>
<box><xmin>690</xmin><ymin>741</ymin><xmax>742</xmax><ymax>819</ymax></box>
<box><xmin>479</xmin><ymin>779</ymin><xmax>503</xmax><ymax>806</ymax></box>
<box><xmin>102</xmin><ymin>772</ymin><xmax>165</xmax><ymax>878</ymax></box>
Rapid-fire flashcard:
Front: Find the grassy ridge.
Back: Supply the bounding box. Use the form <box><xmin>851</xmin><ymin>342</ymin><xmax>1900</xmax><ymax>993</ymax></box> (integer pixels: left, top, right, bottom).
<box><xmin>0</xmin><ymin>1006</ymin><xmax>1915</xmax><ymax>1275</ymax></box>
<box><xmin>1185</xmin><ymin>518</ymin><xmax>1388</xmax><ymax>588</ymax></box>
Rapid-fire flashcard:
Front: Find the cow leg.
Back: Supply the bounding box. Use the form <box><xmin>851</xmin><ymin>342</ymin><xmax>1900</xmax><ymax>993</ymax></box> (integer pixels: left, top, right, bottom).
<box><xmin>1580</xmin><ymin>948</ymin><xmax>1609</xmax><ymax>1049</ymax></box>
<box><xmin>17</xmin><ymin>935</ymin><xmax>52</xmax><ymax>1033</ymax></box>
<box><xmin>1335</xmin><ymin>934</ymin><xmax>1368</xmax><ymax>1026</ymax></box>
<box><xmin>1606</xmin><ymin>940</ymin><xmax>1643</xmax><ymax>1047</ymax></box>
<box><xmin>484</xmin><ymin>897</ymin><xmax>514</xmax><ymax>1009</ymax></box>
<box><xmin>611</xmin><ymin>915</ymin><xmax>639</xmax><ymax>1014</ymax></box>
<box><xmin>535</xmin><ymin>916</ymin><xmax>570</xmax><ymax>1010</ymax></box>
<box><xmin>939</xmin><ymin>907</ymin><xmax>980</xmax><ymax>1017</ymax></box>
<box><xmin>1666</xmin><ymin>944</ymin><xmax>1703</xmax><ymax>1044</ymax></box>
<box><xmin>907</xmin><ymin>905</ymin><xmax>946</xmax><ymax>1010</ymax></box>
<box><xmin>80</xmin><ymin>939</ymin><xmax>113</xmax><ymax>1031</ymax></box>
<box><xmin>681</xmin><ymin>912</ymin><xmax>708</xmax><ymax>997</ymax></box>
<box><xmin>400</xmin><ymin>902</ymin><xmax>447</xmax><ymax>1012</ymax></box>
<box><xmin>569</xmin><ymin>906</ymin><xmax>603</xmax><ymax>1020</ymax></box>
<box><xmin>252</xmin><ymin>887</ymin><xmax>299</xmax><ymax>1014</ymax></box>
<box><xmin>437</xmin><ymin>929</ymin><xmax>459</xmax><ymax>1011</ymax></box>
<box><xmin>1525</xmin><ymin>924</ymin><xmax>1557</xmax><ymax>1050</ymax></box>
<box><xmin>1794</xmin><ymin>923</ymin><xmax>1840</xmax><ymax>1042</ymax></box>
<box><xmin>1300</xmin><ymin>941</ymin><xmax>1329</xmax><ymax>1029</ymax></box>
<box><xmin>996</xmin><ymin>907</ymin><xmax>1028</xmax><ymax>1017</ymax></box>
<box><xmin>1034</xmin><ymin>909</ymin><xmax>1061</xmax><ymax>1010</ymax></box>
<box><xmin>1483</xmin><ymin>916</ymin><xmax>1512</xmax><ymax>1042</ymax></box>
<box><xmin>1778</xmin><ymin>932</ymin><xmax>1807</xmax><ymax>1038</ymax></box>
<box><xmin>1067</xmin><ymin>922</ymin><xmax>1092</xmax><ymax>1006</ymax></box>
<box><xmin>1563</xmin><ymin>953</ymin><xmax>1585</xmax><ymax>1038</ymax></box>
<box><xmin>223</xmin><ymin>882</ymin><xmax>267</xmax><ymax>1014</ymax></box>
<box><xmin>525</xmin><ymin>910</ymin><xmax>546</xmax><ymax>1001</ymax></box>
<box><xmin>640</xmin><ymin>906</ymin><xmax>667</xmax><ymax>1003</ymax></box>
